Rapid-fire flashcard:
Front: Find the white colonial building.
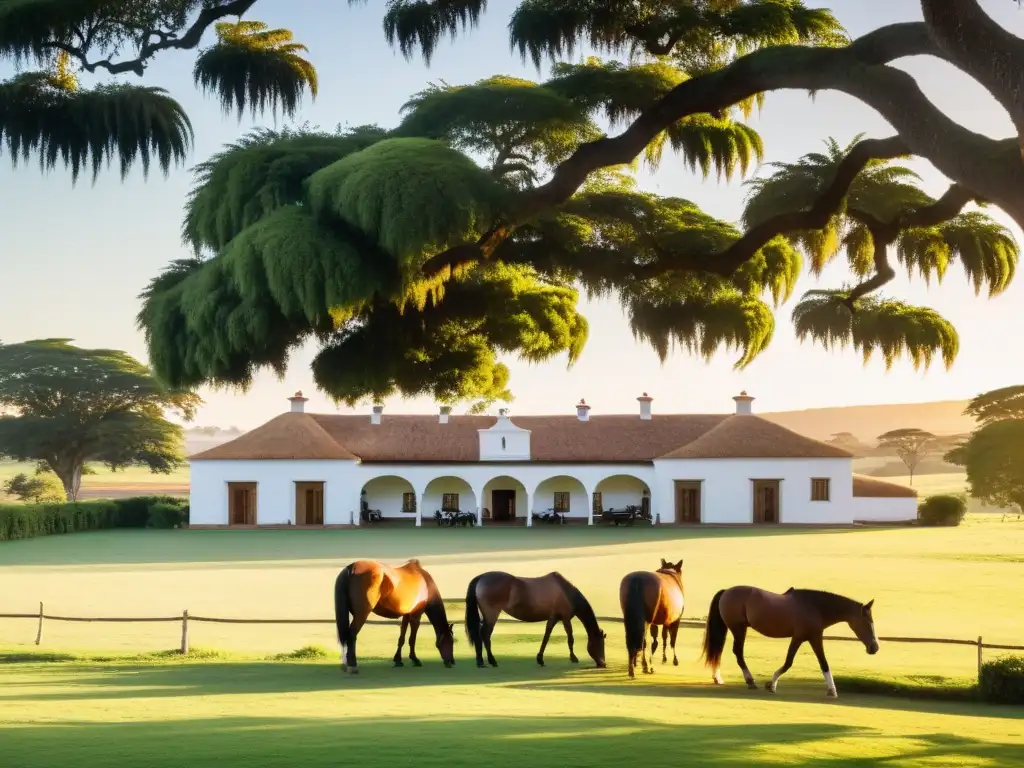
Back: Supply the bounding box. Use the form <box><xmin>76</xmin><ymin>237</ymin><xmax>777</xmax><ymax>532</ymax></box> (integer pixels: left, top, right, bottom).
<box><xmin>188</xmin><ymin>392</ymin><xmax>918</xmax><ymax>527</ymax></box>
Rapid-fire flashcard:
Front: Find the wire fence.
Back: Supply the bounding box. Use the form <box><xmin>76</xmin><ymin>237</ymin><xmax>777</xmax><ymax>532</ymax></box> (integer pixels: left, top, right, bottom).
<box><xmin>3</xmin><ymin>601</ymin><xmax>1022</xmax><ymax>681</ymax></box>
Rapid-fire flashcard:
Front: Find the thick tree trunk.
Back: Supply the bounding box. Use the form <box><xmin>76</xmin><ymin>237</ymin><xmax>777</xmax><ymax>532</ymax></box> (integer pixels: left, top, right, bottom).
<box><xmin>51</xmin><ymin>462</ymin><xmax>83</xmax><ymax>502</ymax></box>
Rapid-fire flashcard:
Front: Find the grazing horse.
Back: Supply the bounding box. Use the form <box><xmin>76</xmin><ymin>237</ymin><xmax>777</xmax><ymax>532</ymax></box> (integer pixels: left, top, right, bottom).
<box><xmin>465</xmin><ymin>571</ymin><xmax>607</xmax><ymax>668</ymax></box>
<box><xmin>619</xmin><ymin>559</ymin><xmax>685</xmax><ymax>678</ymax></box>
<box><xmin>334</xmin><ymin>558</ymin><xmax>456</xmax><ymax>673</ymax></box>
<box><xmin>701</xmin><ymin>586</ymin><xmax>879</xmax><ymax>698</ymax></box>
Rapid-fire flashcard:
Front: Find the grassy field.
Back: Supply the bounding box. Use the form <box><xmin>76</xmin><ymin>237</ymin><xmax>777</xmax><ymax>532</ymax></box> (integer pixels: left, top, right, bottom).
<box><xmin>1</xmin><ymin>522</ymin><xmax>1022</xmax><ymax>766</ymax></box>
<box><xmin>0</xmin><ymin>461</ymin><xmax>189</xmax><ymax>502</ymax></box>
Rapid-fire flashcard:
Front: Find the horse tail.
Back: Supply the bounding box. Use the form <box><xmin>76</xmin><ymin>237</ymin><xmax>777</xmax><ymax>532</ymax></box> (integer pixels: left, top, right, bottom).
<box><xmin>464</xmin><ymin>574</ymin><xmax>484</xmax><ymax>646</ymax></box>
<box><xmin>334</xmin><ymin>565</ymin><xmax>353</xmax><ymax>649</ymax></box>
<box><xmin>623</xmin><ymin>576</ymin><xmax>647</xmax><ymax>655</ymax></box>
<box><xmin>701</xmin><ymin>589</ymin><xmax>728</xmax><ymax>669</ymax></box>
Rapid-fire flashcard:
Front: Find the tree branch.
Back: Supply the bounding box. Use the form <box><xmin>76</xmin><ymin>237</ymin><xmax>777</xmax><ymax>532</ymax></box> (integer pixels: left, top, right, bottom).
<box><xmin>44</xmin><ymin>0</ymin><xmax>259</xmax><ymax>76</ymax></box>
<box><xmin>421</xmin><ymin>21</ymin><xmax>1021</xmax><ymax>280</ymax></box>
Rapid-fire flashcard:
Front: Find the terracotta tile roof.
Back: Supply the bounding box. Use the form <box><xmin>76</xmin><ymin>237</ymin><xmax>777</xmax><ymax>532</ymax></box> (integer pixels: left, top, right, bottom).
<box><xmin>310</xmin><ymin>413</ymin><xmax>728</xmax><ymax>462</ymax></box>
<box><xmin>659</xmin><ymin>415</ymin><xmax>853</xmax><ymax>459</ymax></box>
<box><xmin>852</xmin><ymin>474</ymin><xmax>918</xmax><ymax>498</ymax></box>
<box><xmin>190</xmin><ymin>413</ymin><xmax>358</xmax><ymax>461</ymax></box>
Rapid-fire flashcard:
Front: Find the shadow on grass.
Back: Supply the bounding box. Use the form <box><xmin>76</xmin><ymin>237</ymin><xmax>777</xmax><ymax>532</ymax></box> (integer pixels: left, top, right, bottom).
<box><xmin>0</xmin><ymin>525</ymin><xmax>888</xmax><ymax>568</ymax></box>
<box><xmin>1</xmin><ymin>714</ymin><xmax>1022</xmax><ymax>768</ymax></box>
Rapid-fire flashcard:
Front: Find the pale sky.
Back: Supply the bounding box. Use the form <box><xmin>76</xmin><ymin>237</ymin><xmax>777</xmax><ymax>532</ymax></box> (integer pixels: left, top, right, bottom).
<box><xmin>1</xmin><ymin>1</ymin><xmax>1021</xmax><ymax>429</ymax></box>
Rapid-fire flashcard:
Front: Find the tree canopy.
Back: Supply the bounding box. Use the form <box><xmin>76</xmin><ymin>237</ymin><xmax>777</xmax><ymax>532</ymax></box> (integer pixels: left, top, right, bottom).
<box><xmin>946</xmin><ymin>385</ymin><xmax>1024</xmax><ymax>512</ymax></box>
<box><xmin>4</xmin><ymin>1</ymin><xmax>1024</xmax><ymax>405</ymax></box>
<box><xmin>0</xmin><ymin>339</ymin><xmax>200</xmax><ymax>500</ymax></box>
<box><xmin>876</xmin><ymin>428</ymin><xmax>936</xmax><ymax>485</ymax></box>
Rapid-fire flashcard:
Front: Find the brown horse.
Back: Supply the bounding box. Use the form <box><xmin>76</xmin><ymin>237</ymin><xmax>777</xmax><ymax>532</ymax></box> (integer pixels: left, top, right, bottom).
<box><xmin>334</xmin><ymin>558</ymin><xmax>455</xmax><ymax>673</ymax></box>
<box><xmin>619</xmin><ymin>558</ymin><xmax>685</xmax><ymax>678</ymax></box>
<box><xmin>701</xmin><ymin>586</ymin><xmax>879</xmax><ymax>697</ymax></box>
<box><xmin>465</xmin><ymin>571</ymin><xmax>607</xmax><ymax>668</ymax></box>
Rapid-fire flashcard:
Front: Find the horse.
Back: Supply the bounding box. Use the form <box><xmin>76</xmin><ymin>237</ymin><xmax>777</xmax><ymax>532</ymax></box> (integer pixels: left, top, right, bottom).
<box><xmin>465</xmin><ymin>571</ymin><xmax>607</xmax><ymax>669</ymax></box>
<box><xmin>700</xmin><ymin>586</ymin><xmax>879</xmax><ymax>698</ymax></box>
<box><xmin>619</xmin><ymin>558</ymin><xmax>685</xmax><ymax>678</ymax></box>
<box><xmin>333</xmin><ymin>558</ymin><xmax>456</xmax><ymax>673</ymax></box>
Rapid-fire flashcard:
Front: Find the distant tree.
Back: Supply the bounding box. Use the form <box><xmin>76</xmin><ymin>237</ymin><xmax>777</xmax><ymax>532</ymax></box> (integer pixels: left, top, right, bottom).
<box><xmin>946</xmin><ymin>386</ymin><xmax>1024</xmax><ymax>513</ymax></box>
<box><xmin>0</xmin><ymin>339</ymin><xmax>200</xmax><ymax>501</ymax></box>
<box><xmin>826</xmin><ymin>432</ymin><xmax>867</xmax><ymax>455</ymax></box>
<box><xmin>876</xmin><ymin>428</ymin><xmax>936</xmax><ymax>485</ymax></box>
<box><xmin>2</xmin><ymin>471</ymin><xmax>64</xmax><ymax>504</ymax></box>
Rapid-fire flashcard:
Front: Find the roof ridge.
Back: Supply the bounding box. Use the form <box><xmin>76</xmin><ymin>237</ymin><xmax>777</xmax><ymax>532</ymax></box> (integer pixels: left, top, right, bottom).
<box><xmin>191</xmin><ymin>412</ymin><xmax>359</xmax><ymax>461</ymax></box>
<box><xmin>659</xmin><ymin>414</ymin><xmax>852</xmax><ymax>460</ymax></box>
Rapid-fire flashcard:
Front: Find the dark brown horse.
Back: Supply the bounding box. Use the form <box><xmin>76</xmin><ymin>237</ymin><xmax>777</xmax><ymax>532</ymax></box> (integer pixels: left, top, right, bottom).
<box><xmin>334</xmin><ymin>558</ymin><xmax>455</xmax><ymax>673</ymax></box>
<box><xmin>619</xmin><ymin>558</ymin><xmax>685</xmax><ymax>678</ymax></box>
<box><xmin>701</xmin><ymin>586</ymin><xmax>879</xmax><ymax>697</ymax></box>
<box><xmin>465</xmin><ymin>571</ymin><xmax>607</xmax><ymax>668</ymax></box>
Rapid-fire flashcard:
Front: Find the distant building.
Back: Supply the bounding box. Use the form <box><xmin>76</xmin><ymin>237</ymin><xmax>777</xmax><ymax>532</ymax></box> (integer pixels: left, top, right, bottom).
<box><xmin>188</xmin><ymin>391</ymin><xmax>918</xmax><ymax>527</ymax></box>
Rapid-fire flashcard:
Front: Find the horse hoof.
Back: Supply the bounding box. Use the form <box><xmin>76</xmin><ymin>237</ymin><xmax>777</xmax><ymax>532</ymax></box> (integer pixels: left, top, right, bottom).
<box><xmin>348</xmin><ymin>668</ymin><xmax>359</xmax><ymax>675</ymax></box>
<box><xmin>570</xmin><ymin>656</ymin><xmax>579</xmax><ymax>664</ymax></box>
<box><xmin>489</xmin><ymin>661</ymin><xmax>498</xmax><ymax>668</ymax></box>
<box><xmin>411</xmin><ymin>659</ymin><xmax>422</xmax><ymax>668</ymax></box>
<box><xmin>672</xmin><ymin>659</ymin><xmax>678</xmax><ymax>667</ymax></box>
<box><xmin>477</xmin><ymin>661</ymin><xmax>486</xmax><ymax>669</ymax></box>
<box><xmin>765</xmin><ymin>682</ymin><xmax>777</xmax><ymax>693</ymax></box>
<box><xmin>747</xmin><ymin>681</ymin><xmax>758</xmax><ymax>690</ymax></box>
<box><xmin>393</xmin><ymin>661</ymin><xmax>404</xmax><ymax>668</ymax></box>
<box><xmin>826</xmin><ymin>689</ymin><xmax>838</xmax><ymax>698</ymax></box>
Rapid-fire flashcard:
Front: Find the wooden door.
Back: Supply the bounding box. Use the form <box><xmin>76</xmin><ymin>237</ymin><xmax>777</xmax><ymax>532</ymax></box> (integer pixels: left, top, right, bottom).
<box><xmin>491</xmin><ymin>490</ymin><xmax>516</xmax><ymax>521</ymax></box>
<box><xmin>228</xmin><ymin>482</ymin><xmax>257</xmax><ymax>525</ymax></box>
<box><xmin>752</xmin><ymin>480</ymin><xmax>781</xmax><ymax>524</ymax></box>
<box><xmin>295</xmin><ymin>482</ymin><xmax>325</xmax><ymax>525</ymax></box>
<box><xmin>674</xmin><ymin>481</ymin><xmax>701</xmax><ymax>524</ymax></box>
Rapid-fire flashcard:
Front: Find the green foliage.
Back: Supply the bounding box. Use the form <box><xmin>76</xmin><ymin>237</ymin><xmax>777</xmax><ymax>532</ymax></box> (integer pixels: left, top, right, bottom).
<box><xmin>916</xmin><ymin>494</ymin><xmax>967</xmax><ymax>527</ymax></box>
<box><xmin>979</xmin><ymin>656</ymin><xmax>1024</xmax><ymax>705</ymax></box>
<box><xmin>193</xmin><ymin>21</ymin><xmax>318</xmax><ymax>121</ymax></box>
<box><xmin>962</xmin><ymin>385</ymin><xmax>1024</xmax><ymax>425</ymax></box>
<box><xmin>0</xmin><ymin>340</ymin><xmax>199</xmax><ymax>501</ymax></box>
<box><xmin>0</xmin><ymin>495</ymin><xmax>188</xmax><ymax>540</ymax></box>
<box><xmin>946</xmin><ymin>418</ymin><xmax>1024</xmax><ymax>513</ymax></box>
<box><xmin>0</xmin><ymin>73</ymin><xmax>192</xmax><ymax>182</ymax></box>
<box><xmin>792</xmin><ymin>290</ymin><xmax>959</xmax><ymax>371</ymax></box>
<box><xmin>2</xmin><ymin>471</ymin><xmax>64</xmax><ymax>503</ymax></box>
<box><xmin>378</xmin><ymin>0</ymin><xmax>487</xmax><ymax>63</ymax></box>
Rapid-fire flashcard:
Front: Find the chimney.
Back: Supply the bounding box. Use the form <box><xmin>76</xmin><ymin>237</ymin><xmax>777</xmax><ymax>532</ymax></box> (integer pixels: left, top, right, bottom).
<box><xmin>576</xmin><ymin>398</ymin><xmax>591</xmax><ymax>422</ymax></box>
<box><xmin>637</xmin><ymin>392</ymin><xmax>653</xmax><ymax>420</ymax></box>
<box><xmin>371</xmin><ymin>404</ymin><xmax>383</xmax><ymax>425</ymax></box>
<box><xmin>287</xmin><ymin>391</ymin><xmax>308</xmax><ymax>413</ymax></box>
<box><xmin>439</xmin><ymin>405</ymin><xmax>452</xmax><ymax>424</ymax></box>
<box><xmin>733</xmin><ymin>390</ymin><xmax>754</xmax><ymax>415</ymax></box>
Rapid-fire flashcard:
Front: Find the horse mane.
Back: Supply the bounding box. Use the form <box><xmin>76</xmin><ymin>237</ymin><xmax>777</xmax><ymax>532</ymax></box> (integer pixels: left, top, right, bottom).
<box><xmin>550</xmin><ymin>572</ymin><xmax>600</xmax><ymax>637</ymax></box>
<box><xmin>789</xmin><ymin>589</ymin><xmax>860</xmax><ymax>622</ymax></box>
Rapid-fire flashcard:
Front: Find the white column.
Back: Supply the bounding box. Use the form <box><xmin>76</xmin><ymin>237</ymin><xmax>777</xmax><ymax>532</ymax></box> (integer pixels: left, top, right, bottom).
<box><xmin>416</xmin><ymin>490</ymin><xmax>425</xmax><ymax>527</ymax></box>
<box><xmin>585</xmin><ymin>485</ymin><xmax>595</xmax><ymax>526</ymax></box>
<box><xmin>526</xmin><ymin>490</ymin><xmax>533</xmax><ymax>527</ymax></box>
<box><xmin>473</xmin><ymin>484</ymin><xmax>486</xmax><ymax>526</ymax></box>
<box><xmin>353</xmin><ymin>491</ymin><xmax>361</xmax><ymax>526</ymax></box>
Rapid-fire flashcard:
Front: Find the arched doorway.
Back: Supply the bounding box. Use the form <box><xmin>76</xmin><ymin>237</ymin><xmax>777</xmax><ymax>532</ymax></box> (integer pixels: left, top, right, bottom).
<box><xmin>532</xmin><ymin>475</ymin><xmax>588</xmax><ymax>522</ymax></box>
<box><xmin>361</xmin><ymin>475</ymin><xmax>417</xmax><ymax>523</ymax></box>
<box><xmin>482</xmin><ymin>475</ymin><xmax>529</xmax><ymax>525</ymax></box>
<box><xmin>422</xmin><ymin>476</ymin><xmax>476</xmax><ymax>525</ymax></box>
<box><xmin>594</xmin><ymin>474</ymin><xmax>651</xmax><ymax>521</ymax></box>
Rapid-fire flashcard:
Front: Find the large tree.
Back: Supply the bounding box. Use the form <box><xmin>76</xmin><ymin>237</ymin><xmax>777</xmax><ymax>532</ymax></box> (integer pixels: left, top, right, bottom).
<box><xmin>0</xmin><ymin>339</ymin><xmax>200</xmax><ymax>500</ymax></box>
<box><xmin>946</xmin><ymin>385</ymin><xmax>1024</xmax><ymax>513</ymax></box>
<box><xmin>3</xmin><ymin>2</ymin><xmax>1023</xmax><ymax>404</ymax></box>
<box><xmin>876</xmin><ymin>427</ymin><xmax>936</xmax><ymax>485</ymax></box>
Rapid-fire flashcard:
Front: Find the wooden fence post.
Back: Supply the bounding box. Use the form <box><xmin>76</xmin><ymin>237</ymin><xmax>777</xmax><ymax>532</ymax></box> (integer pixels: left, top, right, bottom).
<box><xmin>180</xmin><ymin>609</ymin><xmax>189</xmax><ymax>655</ymax></box>
<box><xmin>34</xmin><ymin>602</ymin><xmax>43</xmax><ymax>646</ymax></box>
<box><xmin>977</xmin><ymin>636</ymin><xmax>983</xmax><ymax>681</ymax></box>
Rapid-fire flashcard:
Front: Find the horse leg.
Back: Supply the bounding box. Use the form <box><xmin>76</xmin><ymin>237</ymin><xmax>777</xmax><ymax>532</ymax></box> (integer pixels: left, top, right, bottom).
<box><xmin>481</xmin><ymin>605</ymin><xmax>501</xmax><ymax>667</ymax></box>
<box><xmin>809</xmin><ymin>635</ymin><xmax>838</xmax><ymax>697</ymax></box>
<box><xmin>562</xmin><ymin>618</ymin><xmax>578</xmax><ymax>664</ymax></box>
<box><xmin>732</xmin><ymin>625</ymin><xmax>757</xmax><ymax>689</ymax></box>
<box><xmin>766</xmin><ymin>638</ymin><xmax>802</xmax><ymax>693</ymax></box>
<box><xmin>345</xmin><ymin>608</ymin><xmax>370</xmax><ymax>674</ymax></box>
<box><xmin>661</xmin><ymin>625</ymin><xmax>669</xmax><ymax>664</ymax></box>
<box><xmin>668</xmin><ymin>620</ymin><xmax>680</xmax><ymax>666</ymax></box>
<box><xmin>650</xmin><ymin>624</ymin><xmax>659</xmax><ymax>665</ymax></box>
<box><xmin>641</xmin><ymin>625</ymin><xmax>654</xmax><ymax>675</ymax></box>
<box><xmin>407</xmin><ymin>613</ymin><xmax>424</xmax><ymax>667</ymax></box>
<box><xmin>536</xmin><ymin>617</ymin><xmax>558</xmax><ymax>667</ymax></box>
<box><xmin>393</xmin><ymin>615</ymin><xmax>409</xmax><ymax>667</ymax></box>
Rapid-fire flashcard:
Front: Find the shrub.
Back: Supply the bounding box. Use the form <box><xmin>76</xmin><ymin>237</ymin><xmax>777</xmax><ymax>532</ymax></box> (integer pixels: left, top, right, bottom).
<box><xmin>0</xmin><ymin>500</ymin><xmax>119</xmax><ymax>541</ymax></box>
<box><xmin>146</xmin><ymin>501</ymin><xmax>189</xmax><ymax>529</ymax></box>
<box><xmin>917</xmin><ymin>494</ymin><xmax>967</xmax><ymax>527</ymax></box>
<box><xmin>2</xmin><ymin>472</ymin><xmax>65</xmax><ymax>503</ymax></box>
<box><xmin>108</xmin><ymin>496</ymin><xmax>188</xmax><ymax>528</ymax></box>
<box><xmin>979</xmin><ymin>655</ymin><xmax>1024</xmax><ymax>705</ymax></box>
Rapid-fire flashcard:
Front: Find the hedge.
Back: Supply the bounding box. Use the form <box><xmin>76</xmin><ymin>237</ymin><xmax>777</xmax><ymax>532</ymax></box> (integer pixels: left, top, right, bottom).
<box><xmin>979</xmin><ymin>655</ymin><xmax>1024</xmax><ymax>705</ymax></box>
<box><xmin>0</xmin><ymin>496</ymin><xmax>189</xmax><ymax>541</ymax></box>
<box><xmin>918</xmin><ymin>494</ymin><xmax>968</xmax><ymax>527</ymax></box>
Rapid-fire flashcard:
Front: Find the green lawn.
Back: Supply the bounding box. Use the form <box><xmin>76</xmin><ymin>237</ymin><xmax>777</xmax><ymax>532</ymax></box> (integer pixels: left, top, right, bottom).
<box><xmin>1</xmin><ymin>522</ymin><xmax>1022</xmax><ymax>766</ymax></box>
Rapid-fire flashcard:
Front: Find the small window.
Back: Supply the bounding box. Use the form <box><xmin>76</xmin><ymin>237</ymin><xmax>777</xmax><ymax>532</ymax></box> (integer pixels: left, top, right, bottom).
<box><xmin>402</xmin><ymin>492</ymin><xmax>417</xmax><ymax>513</ymax></box>
<box><xmin>554</xmin><ymin>491</ymin><xmax>570</xmax><ymax>512</ymax></box>
<box><xmin>501</xmin><ymin>437</ymin><xmax>506</xmax><ymax>450</ymax></box>
<box><xmin>442</xmin><ymin>493</ymin><xmax>460</xmax><ymax>511</ymax></box>
<box><xmin>592</xmin><ymin>492</ymin><xmax>603</xmax><ymax>514</ymax></box>
<box><xmin>811</xmin><ymin>478</ymin><xmax>830</xmax><ymax>502</ymax></box>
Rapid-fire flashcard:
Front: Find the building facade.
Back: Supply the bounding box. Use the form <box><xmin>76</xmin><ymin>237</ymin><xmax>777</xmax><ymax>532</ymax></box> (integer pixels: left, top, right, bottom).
<box><xmin>188</xmin><ymin>392</ymin><xmax>918</xmax><ymax>527</ymax></box>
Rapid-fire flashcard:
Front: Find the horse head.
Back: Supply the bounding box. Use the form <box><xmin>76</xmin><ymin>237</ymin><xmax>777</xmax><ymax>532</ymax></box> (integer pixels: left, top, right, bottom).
<box><xmin>587</xmin><ymin>627</ymin><xmax>608</xmax><ymax>668</ymax></box>
<box><xmin>437</xmin><ymin>621</ymin><xmax>456</xmax><ymax>667</ymax></box>
<box><xmin>848</xmin><ymin>599</ymin><xmax>879</xmax><ymax>655</ymax></box>
<box><xmin>659</xmin><ymin>558</ymin><xmax>684</xmax><ymax>574</ymax></box>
